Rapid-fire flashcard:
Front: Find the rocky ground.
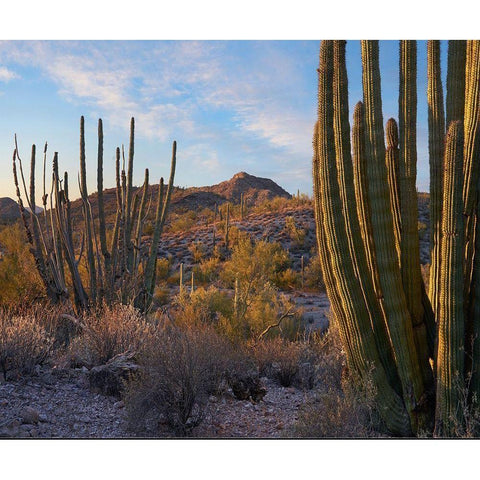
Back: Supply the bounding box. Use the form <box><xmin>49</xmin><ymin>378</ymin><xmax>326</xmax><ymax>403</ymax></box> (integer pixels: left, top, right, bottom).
<box><xmin>158</xmin><ymin>197</ymin><xmax>431</xmax><ymax>274</ymax></box>
<box><xmin>0</xmin><ymin>197</ymin><xmax>430</xmax><ymax>440</ymax></box>
<box><xmin>0</xmin><ymin>366</ymin><xmax>318</xmax><ymax>438</ymax></box>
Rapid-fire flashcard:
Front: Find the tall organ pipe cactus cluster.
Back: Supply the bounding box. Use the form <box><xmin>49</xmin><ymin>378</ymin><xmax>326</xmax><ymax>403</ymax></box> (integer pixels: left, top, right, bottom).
<box><xmin>13</xmin><ymin>116</ymin><xmax>176</xmax><ymax>313</ymax></box>
<box><xmin>313</xmin><ymin>40</ymin><xmax>480</xmax><ymax>436</ymax></box>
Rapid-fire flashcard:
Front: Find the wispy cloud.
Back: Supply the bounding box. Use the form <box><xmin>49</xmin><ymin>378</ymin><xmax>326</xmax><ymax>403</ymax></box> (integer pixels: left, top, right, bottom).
<box><xmin>0</xmin><ymin>40</ymin><xmax>318</xmax><ymax>195</ymax></box>
<box><xmin>0</xmin><ymin>66</ymin><xmax>18</xmax><ymax>82</ymax></box>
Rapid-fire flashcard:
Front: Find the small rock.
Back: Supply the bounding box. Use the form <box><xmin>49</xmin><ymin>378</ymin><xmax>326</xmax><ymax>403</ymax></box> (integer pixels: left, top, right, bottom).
<box><xmin>208</xmin><ymin>396</ymin><xmax>218</xmax><ymax>403</ymax></box>
<box><xmin>0</xmin><ymin>419</ymin><xmax>21</xmax><ymax>438</ymax></box>
<box><xmin>76</xmin><ymin>415</ymin><xmax>92</xmax><ymax>423</ymax></box>
<box><xmin>114</xmin><ymin>400</ymin><xmax>124</xmax><ymax>409</ymax></box>
<box><xmin>21</xmin><ymin>407</ymin><xmax>40</xmax><ymax>425</ymax></box>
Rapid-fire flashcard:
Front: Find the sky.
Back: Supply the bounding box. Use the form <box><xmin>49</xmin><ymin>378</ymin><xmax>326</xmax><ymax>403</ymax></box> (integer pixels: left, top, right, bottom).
<box><xmin>0</xmin><ymin>40</ymin><xmax>448</xmax><ymax>201</ymax></box>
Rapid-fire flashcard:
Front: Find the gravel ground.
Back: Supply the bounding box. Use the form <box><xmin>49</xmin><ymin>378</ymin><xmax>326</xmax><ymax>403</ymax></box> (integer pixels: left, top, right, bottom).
<box><xmin>0</xmin><ymin>367</ymin><xmax>317</xmax><ymax>439</ymax></box>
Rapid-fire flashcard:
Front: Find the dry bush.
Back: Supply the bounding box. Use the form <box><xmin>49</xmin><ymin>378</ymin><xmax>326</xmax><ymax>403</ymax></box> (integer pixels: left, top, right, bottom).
<box><xmin>123</xmin><ymin>323</ymin><xmax>234</xmax><ymax>436</ymax></box>
<box><xmin>249</xmin><ymin>338</ymin><xmax>301</xmax><ymax>387</ymax></box>
<box><xmin>248</xmin><ymin>337</ymin><xmax>318</xmax><ymax>388</ymax></box>
<box><xmin>287</xmin><ymin>323</ymin><xmax>384</xmax><ymax>438</ymax></box>
<box><xmin>0</xmin><ymin>314</ymin><xmax>53</xmax><ymax>380</ymax></box>
<box><xmin>152</xmin><ymin>285</ymin><xmax>170</xmax><ymax>307</ymax></box>
<box><xmin>66</xmin><ymin>304</ymin><xmax>155</xmax><ymax>367</ymax></box>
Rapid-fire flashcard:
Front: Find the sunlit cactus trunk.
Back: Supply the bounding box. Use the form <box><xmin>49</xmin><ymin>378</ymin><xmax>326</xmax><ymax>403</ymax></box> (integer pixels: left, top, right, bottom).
<box><xmin>427</xmin><ymin>40</ymin><xmax>445</xmax><ymax>317</ymax></box>
<box><xmin>313</xmin><ymin>41</ymin><xmax>412</xmax><ymax>436</ymax></box>
<box><xmin>313</xmin><ymin>39</ymin><xmax>480</xmax><ymax>437</ymax></box>
<box><xmin>435</xmin><ymin>121</ymin><xmax>465</xmax><ymax>437</ymax></box>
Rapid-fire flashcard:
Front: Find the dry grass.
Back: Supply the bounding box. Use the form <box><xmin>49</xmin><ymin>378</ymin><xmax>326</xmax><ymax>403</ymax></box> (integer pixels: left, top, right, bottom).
<box><xmin>65</xmin><ymin>304</ymin><xmax>156</xmax><ymax>367</ymax></box>
<box><xmin>123</xmin><ymin>322</ymin><xmax>235</xmax><ymax>436</ymax></box>
<box><xmin>0</xmin><ymin>313</ymin><xmax>54</xmax><ymax>380</ymax></box>
<box><xmin>286</xmin><ymin>325</ymin><xmax>385</xmax><ymax>438</ymax></box>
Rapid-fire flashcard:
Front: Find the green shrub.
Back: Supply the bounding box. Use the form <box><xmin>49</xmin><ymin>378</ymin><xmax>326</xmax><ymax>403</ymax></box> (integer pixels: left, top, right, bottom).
<box><xmin>303</xmin><ymin>254</ymin><xmax>326</xmax><ymax>291</ymax></box>
<box><xmin>192</xmin><ymin>257</ymin><xmax>221</xmax><ymax>285</ymax></box>
<box><xmin>189</xmin><ymin>241</ymin><xmax>207</xmax><ymax>264</ymax></box>
<box><xmin>0</xmin><ymin>223</ymin><xmax>44</xmax><ymax>306</ymax></box>
<box><xmin>173</xmin><ymin>286</ymin><xmax>233</xmax><ymax>327</ymax></box>
<box><xmin>155</xmin><ymin>257</ymin><xmax>171</xmax><ymax>281</ymax></box>
<box><xmin>221</xmin><ymin>235</ymin><xmax>291</xmax><ymax>289</ymax></box>
<box><xmin>284</xmin><ymin>215</ymin><xmax>307</xmax><ymax>248</ymax></box>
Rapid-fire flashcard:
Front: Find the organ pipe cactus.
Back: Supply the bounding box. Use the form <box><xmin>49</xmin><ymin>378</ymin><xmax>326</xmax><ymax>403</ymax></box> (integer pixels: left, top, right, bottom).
<box><xmin>313</xmin><ymin>39</ymin><xmax>480</xmax><ymax>437</ymax></box>
<box><xmin>14</xmin><ymin>117</ymin><xmax>176</xmax><ymax>313</ymax></box>
<box><xmin>435</xmin><ymin>120</ymin><xmax>465</xmax><ymax>436</ymax></box>
<box><xmin>427</xmin><ymin>40</ymin><xmax>445</xmax><ymax>317</ymax></box>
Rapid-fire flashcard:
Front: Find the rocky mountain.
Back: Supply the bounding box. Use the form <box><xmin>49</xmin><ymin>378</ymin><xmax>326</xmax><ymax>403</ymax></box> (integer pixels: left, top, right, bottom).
<box><xmin>0</xmin><ymin>197</ymin><xmax>20</xmax><ymax>223</ymax></box>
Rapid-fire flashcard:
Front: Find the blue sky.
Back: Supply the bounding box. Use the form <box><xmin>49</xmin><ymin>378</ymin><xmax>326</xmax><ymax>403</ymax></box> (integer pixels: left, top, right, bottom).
<box><xmin>0</xmin><ymin>40</ymin><xmax>447</xmax><ymax>200</ymax></box>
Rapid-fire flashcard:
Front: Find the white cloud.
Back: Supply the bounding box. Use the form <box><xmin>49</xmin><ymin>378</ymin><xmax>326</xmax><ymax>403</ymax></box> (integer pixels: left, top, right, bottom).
<box><xmin>0</xmin><ymin>66</ymin><xmax>18</xmax><ymax>82</ymax></box>
<box><xmin>0</xmin><ymin>41</ymin><xmax>316</xmax><ymax>193</ymax></box>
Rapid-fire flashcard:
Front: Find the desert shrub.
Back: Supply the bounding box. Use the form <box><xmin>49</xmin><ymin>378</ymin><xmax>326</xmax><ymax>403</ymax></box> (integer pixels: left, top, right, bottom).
<box><xmin>240</xmin><ymin>288</ymin><xmax>302</xmax><ymax>340</ymax></box>
<box><xmin>221</xmin><ymin>235</ymin><xmax>291</xmax><ymax>289</ymax></box>
<box><xmin>303</xmin><ymin>254</ymin><xmax>326</xmax><ymax>291</ymax></box>
<box><xmin>0</xmin><ymin>314</ymin><xmax>54</xmax><ymax>380</ymax></box>
<box><xmin>152</xmin><ymin>286</ymin><xmax>170</xmax><ymax>307</ymax></box>
<box><xmin>0</xmin><ymin>223</ymin><xmax>44</xmax><ymax>306</ymax></box>
<box><xmin>284</xmin><ymin>215</ymin><xmax>306</xmax><ymax>248</ymax></box>
<box><xmin>173</xmin><ymin>286</ymin><xmax>232</xmax><ymax>327</ymax></box>
<box><xmin>289</xmin><ymin>388</ymin><xmax>376</xmax><ymax>438</ymax></box>
<box><xmin>252</xmin><ymin>196</ymin><xmax>291</xmax><ymax>214</ymax></box>
<box><xmin>276</xmin><ymin>268</ymin><xmax>300</xmax><ymax>290</ymax></box>
<box><xmin>155</xmin><ymin>257</ymin><xmax>171</xmax><ymax>281</ymax></box>
<box><xmin>123</xmin><ymin>323</ymin><xmax>233</xmax><ymax>436</ymax></box>
<box><xmin>249</xmin><ymin>338</ymin><xmax>299</xmax><ymax>386</ymax></box>
<box><xmin>189</xmin><ymin>241</ymin><xmax>207</xmax><ymax>263</ymax></box>
<box><xmin>192</xmin><ymin>257</ymin><xmax>221</xmax><ymax>285</ymax></box>
<box><xmin>167</xmin><ymin>211</ymin><xmax>196</xmax><ymax>233</ymax></box>
<box><xmin>67</xmin><ymin>304</ymin><xmax>155</xmax><ymax>367</ymax></box>
<box><xmin>219</xmin><ymin>236</ymin><xmax>301</xmax><ymax>339</ymax></box>
<box><xmin>287</xmin><ymin>324</ymin><xmax>383</xmax><ymax>438</ymax></box>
